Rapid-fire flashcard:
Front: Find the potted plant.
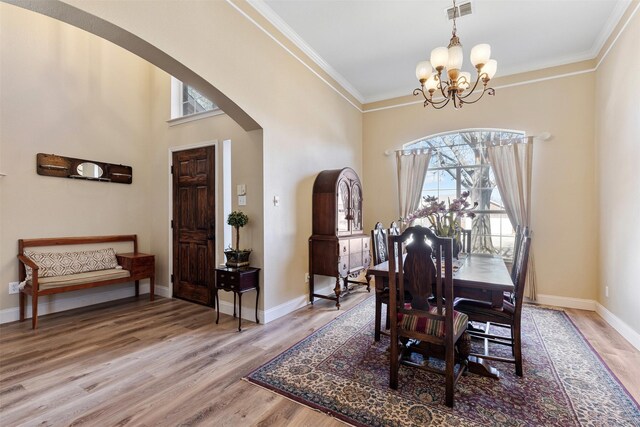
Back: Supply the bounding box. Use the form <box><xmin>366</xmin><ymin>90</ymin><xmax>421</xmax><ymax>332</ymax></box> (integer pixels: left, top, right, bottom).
<box><xmin>224</xmin><ymin>210</ymin><xmax>252</xmax><ymax>268</ymax></box>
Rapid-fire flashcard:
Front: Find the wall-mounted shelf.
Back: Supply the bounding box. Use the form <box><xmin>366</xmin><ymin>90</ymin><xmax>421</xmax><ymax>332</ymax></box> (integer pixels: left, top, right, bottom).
<box><xmin>37</xmin><ymin>153</ymin><xmax>132</xmax><ymax>184</ymax></box>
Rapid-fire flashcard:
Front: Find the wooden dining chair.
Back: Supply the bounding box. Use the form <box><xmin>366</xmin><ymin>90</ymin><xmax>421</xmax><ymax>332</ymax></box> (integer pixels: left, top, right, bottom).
<box><xmin>506</xmin><ymin>225</ymin><xmax>530</xmax><ymax>303</ymax></box>
<box><xmin>455</xmin><ymin>234</ymin><xmax>532</xmax><ymax>377</ymax></box>
<box><xmin>371</xmin><ymin>222</ymin><xmax>390</xmax><ymax>341</ymax></box>
<box><xmin>388</xmin><ymin>226</ymin><xmax>469</xmax><ymax>407</ymax></box>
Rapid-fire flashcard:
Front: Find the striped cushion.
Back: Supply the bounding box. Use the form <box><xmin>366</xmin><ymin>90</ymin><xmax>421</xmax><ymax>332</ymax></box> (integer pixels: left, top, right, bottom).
<box><xmin>398</xmin><ymin>305</ymin><xmax>468</xmax><ymax>338</ymax></box>
<box><xmin>24</xmin><ymin>248</ymin><xmax>119</xmax><ymax>281</ymax></box>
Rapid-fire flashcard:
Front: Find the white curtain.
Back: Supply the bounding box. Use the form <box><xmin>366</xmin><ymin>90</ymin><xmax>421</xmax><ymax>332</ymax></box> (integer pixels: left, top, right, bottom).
<box><xmin>487</xmin><ymin>139</ymin><xmax>537</xmax><ymax>300</ymax></box>
<box><xmin>396</xmin><ymin>149</ymin><xmax>431</xmax><ymax>230</ymax></box>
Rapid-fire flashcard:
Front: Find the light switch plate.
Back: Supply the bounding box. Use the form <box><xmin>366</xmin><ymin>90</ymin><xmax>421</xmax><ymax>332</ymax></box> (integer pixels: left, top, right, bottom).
<box><xmin>237</xmin><ymin>184</ymin><xmax>246</xmax><ymax>196</ymax></box>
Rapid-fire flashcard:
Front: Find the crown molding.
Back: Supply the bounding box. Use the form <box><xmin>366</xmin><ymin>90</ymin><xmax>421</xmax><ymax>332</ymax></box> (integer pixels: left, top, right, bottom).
<box><xmin>241</xmin><ymin>0</ymin><xmax>637</xmax><ymax>109</ymax></box>
<box><xmin>590</xmin><ymin>0</ymin><xmax>633</xmax><ymax>58</ymax></box>
<box><xmin>246</xmin><ymin>0</ymin><xmax>365</xmax><ymax>104</ymax></box>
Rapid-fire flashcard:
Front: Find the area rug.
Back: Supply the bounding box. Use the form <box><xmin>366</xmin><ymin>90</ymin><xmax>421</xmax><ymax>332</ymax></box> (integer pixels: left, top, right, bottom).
<box><xmin>246</xmin><ymin>297</ymin><xmax>639</xmax><ymax>426</ymax></box>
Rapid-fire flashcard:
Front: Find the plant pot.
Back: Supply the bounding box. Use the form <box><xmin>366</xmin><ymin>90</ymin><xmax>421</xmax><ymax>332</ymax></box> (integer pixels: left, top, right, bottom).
<box><xmin>224</xmin><ymin>249</ymin><xmax>252</xmax><ymax>268</ymax></box>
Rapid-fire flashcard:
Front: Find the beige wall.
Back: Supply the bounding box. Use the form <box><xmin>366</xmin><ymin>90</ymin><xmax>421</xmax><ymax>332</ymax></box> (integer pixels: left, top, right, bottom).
<box><xmin>148</xmin><ymin>68</ymin><xmax>264</xmax><ymax>313</ymax></box>
<box><xmin>0</xmin><ymin>4</ymin><xmax>156</xmax><ymax>310</ymax></box>
<box><xmin>363</xmin><ymin>73</ymin><xmax>598</xmax><ymax>301</ymax></box>
<box><xmin>1</xmin><ymin>0</ymin><xmax>363</xmax><ymax>317</ymax></box>
<box><xmin>58</xmin><ymin>0</ymin><xmax>363</xmax><ymax>311</ymax></box>
<box><xmin>595</xmin><ymin>9</ymin><xmax>640</xmax><ymax>334</ymax></box>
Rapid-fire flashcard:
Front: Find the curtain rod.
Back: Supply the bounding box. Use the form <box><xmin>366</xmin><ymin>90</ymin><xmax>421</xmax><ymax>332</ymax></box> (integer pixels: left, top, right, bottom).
<box><xmin>384</xmin><ymin>132</ymin><xmax>552</xmax><ymax>156</ymax></box>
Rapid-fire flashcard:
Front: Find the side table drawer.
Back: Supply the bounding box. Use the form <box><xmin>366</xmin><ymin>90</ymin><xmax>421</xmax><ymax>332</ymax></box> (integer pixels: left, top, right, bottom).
<box><xmin>216</xmin><ymin>270</ymin><xmax>240</xmax><ymax>289</ymax></box>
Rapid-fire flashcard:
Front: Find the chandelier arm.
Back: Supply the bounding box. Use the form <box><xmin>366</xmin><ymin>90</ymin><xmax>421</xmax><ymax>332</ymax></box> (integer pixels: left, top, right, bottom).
<box><xmin>413</xmin><ymin>88</ymin><xmax>428</xmax><ymax>101</ymax></box>
<box><xmin>426</xmin><ymin>96</ymin><xmax>451</xmax><ymax>106</ymax></box>
<box><xmin>457</xmin><ymin>87</ymin><xmax>495</xmax><ymax>105</ymax></box>
<box><xmin>431</xmin><ymin>97</ymin><xmax>452</xmax><ymax>109</ymax></box>
<box><xmin>438</xmin><ymin>80</ymin><xmax>449</xmax><ymax>99</ymax></box>
<box><xmin>458</xmin><ymin>72</ymin><xmax>490</xmax><ymax>100</ymax></box>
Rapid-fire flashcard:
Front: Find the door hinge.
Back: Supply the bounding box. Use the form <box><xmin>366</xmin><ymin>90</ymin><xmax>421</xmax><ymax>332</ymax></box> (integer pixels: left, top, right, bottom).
<box><xmin>171</xmin><ymin>165</ymin><xmax>174</xmax><ymax>174</ymax></box>
<box><xmin>171</xmin><ymin>220</ymin><xmax>174</xmax><ymax>229</ymax></box>
<box><xmin>171</xmin><ymin>274</ymin><xmax>174</xmax><ymax>283</ymax></box>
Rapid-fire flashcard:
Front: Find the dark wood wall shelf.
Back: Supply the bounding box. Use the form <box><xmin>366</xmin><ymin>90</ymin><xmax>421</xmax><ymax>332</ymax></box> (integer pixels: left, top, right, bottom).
<box><xmin>37</xmin><ymin>153</ymin><xmax>132</xmax><ymax>184</ymax></box>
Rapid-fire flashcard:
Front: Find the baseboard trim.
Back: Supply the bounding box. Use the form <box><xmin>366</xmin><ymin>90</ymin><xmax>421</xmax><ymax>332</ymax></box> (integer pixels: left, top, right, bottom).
<box><xmin>154</xmin><ymin>286</ymin><xmax>171</xmax><ymax>299</ymax></box>
<box><xmin>595</xmin><ymin>303</ymin><xmax>640</xmax><ymax>351</ymax></box>
<box><xmin>261</xmin><ymin>285</ymin><xmax>336</xmax><ymax>324</ymax></box>
<box><xmin>532</xmin><ymin>294</ymin><xmax>597</xmax><ymax>311</ymax></box>
<box><xmin>0</xmin><ymin>283</ymin><xmax>163</xmax><ymax>324</ymax></box>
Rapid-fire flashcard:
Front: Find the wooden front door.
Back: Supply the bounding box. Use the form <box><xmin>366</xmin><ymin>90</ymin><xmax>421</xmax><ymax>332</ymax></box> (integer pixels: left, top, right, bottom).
<box><xmin>172</xmin><ymin>146</ymin><xmax>215</xmax><ymax>305</ymax></box>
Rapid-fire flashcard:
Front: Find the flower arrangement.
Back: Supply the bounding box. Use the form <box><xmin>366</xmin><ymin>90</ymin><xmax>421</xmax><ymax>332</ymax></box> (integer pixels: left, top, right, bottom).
<box><xmin>404</xmin><ymin>191</ymin><xmax>477</xmax><ymax>242</ymax></box>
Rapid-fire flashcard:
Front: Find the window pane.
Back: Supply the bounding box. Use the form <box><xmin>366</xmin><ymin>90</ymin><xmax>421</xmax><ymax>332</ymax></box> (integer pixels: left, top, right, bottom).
<box><xmin>406</xmin><ymin>129</ymin><xmax>524</xmax><ymax>258</ymax></box>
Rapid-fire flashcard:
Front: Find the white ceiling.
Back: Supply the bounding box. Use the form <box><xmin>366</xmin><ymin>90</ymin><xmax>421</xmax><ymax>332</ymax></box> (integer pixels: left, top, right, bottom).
<box><xmin>253</xmin><ymin>0</ymin><xmax>631</xmax><ymax>103</ymax></box>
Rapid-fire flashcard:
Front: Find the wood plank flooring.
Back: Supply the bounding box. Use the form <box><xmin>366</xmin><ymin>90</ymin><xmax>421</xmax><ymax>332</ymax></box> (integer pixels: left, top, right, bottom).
<box><xmin>1</xmin><ymin>294</ymin><xmax>638</xmax><ymax>426</ymax></box>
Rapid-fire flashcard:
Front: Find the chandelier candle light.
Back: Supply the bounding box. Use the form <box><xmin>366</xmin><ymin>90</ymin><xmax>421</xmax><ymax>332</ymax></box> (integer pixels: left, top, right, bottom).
<box><xmin>414</xmin><ymin>0</ymin><xmax>497</xmax><ymax>109</ymax></box>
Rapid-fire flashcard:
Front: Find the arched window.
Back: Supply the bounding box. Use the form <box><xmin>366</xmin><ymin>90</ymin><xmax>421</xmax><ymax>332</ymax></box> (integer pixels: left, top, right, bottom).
<box><xmin>404</xmin><ymin>129</ymin><xmax>524</xmax><ymax>259</ymax></box>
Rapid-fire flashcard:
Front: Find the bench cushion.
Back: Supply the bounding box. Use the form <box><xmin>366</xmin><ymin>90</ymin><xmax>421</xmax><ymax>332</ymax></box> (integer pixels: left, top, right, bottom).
<box><xmin>28</xmin><ymin>268</ymin><xmax>131</xmax><ymax>290</ymax></box>
<box><xmin>24</xmin><ymin>248</ymin><xmax>119</xmax><ymax>281</ymax></box>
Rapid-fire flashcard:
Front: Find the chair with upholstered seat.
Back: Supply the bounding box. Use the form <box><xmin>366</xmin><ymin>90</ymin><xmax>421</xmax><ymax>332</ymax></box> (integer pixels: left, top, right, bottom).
<box><xmin>388</xmin><ymin>226</ymin><xmax>468</xmax><ymax>407</ymax></box>
<box><xmin>455</xmin><ymin>234</ymin><xmax>532</xmax><ymax>377</ymax></box>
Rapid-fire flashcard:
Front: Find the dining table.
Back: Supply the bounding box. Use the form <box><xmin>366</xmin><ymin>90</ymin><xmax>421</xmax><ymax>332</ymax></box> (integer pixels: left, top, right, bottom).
<box><xmin>367</xmin><ymin>253</ymin><xmax>514</xmax><ymax>379</ymax></box>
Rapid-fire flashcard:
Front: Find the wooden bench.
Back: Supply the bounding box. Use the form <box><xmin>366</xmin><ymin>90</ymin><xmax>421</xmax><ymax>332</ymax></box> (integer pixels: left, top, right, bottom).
<box><xmin>18</xmin><ymin>235</ymin><xmax>155</xmax><ymax>329</ymax></box>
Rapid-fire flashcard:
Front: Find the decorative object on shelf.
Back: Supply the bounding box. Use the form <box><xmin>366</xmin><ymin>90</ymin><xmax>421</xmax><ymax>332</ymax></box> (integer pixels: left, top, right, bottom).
<box><xmin>224</xmin><ymin>210</ymin><xmax>251</xmax><ymax>268</ymax></box>
<box><xmin>309</xmin><ymin>167</ymin><xmax>371</xmax><ymax>309</ymax></box>
<box><xmin>403</xmin><ymin>191</ymin><xmax>476</xmax><ymax>257</ymax></box>
<box><xmin>413</xmin><ymin>0</ymin><xmax>497</xmax><ymax>110</ymax></box>
<box><xmin>36</xmin><ymin>153</ymin><xmax>132</xmax><ymax>184</ymax></box>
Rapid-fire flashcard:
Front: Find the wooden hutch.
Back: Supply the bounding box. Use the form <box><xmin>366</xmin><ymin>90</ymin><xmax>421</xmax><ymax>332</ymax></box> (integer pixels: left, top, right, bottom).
<box><xmin>309</xmin><ymin>167</ymin><xmax>370</xmax><ymax>309</ymax></box>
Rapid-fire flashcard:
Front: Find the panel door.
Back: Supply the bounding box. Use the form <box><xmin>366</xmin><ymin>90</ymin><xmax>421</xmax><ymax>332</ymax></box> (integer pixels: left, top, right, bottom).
<box><xmin>172</xmin><ymin>146</ymin><xmax>215</xmax><ymax>305</ymax></box>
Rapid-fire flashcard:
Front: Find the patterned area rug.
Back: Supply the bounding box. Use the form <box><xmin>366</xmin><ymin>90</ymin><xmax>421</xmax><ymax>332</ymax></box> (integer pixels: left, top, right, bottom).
<box><xmin>246</xmin><ymin>297</ymin><xmax>639</xmax><ymax>426</ymax></box>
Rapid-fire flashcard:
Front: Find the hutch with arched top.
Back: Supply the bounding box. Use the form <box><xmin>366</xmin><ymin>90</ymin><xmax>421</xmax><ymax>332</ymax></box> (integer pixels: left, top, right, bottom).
<box><xmin>309</xmin><ymin>167</ymin><xmax>370</xmax><ymax>309</ymax></box>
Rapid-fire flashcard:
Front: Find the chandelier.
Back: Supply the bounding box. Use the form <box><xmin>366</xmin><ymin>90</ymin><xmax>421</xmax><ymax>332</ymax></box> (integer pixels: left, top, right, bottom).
<box><xmin>413</xmin><ymin>0</ymin><xmax>497</xmax><ymax>109</ymax></box>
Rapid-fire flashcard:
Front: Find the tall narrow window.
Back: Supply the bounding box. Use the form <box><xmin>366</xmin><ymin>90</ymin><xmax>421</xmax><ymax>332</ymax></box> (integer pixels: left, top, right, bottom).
<box><xmin>404</xmin><ymin>129</ymin><xmax>524</xmax><ymax>259</ymax></box>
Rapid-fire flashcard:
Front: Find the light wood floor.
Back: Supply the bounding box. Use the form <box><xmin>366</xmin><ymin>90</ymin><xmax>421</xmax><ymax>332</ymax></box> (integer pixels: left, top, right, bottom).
<box><xmin>1</xmin><ymin>293</ymin><xmax>638</xmax><ymax>426</ymax></box>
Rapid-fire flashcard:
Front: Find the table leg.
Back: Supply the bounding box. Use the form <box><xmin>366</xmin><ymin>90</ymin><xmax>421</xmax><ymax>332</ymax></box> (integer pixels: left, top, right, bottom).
<box><xmin>233</xmin><ymin>293</ymin><xmax>236</xmax><ymax>318</ymax></box>
<box><xmin>215</xmin><ymin>289</ymin><xmax>220</xmax><ymax>324</ymax></box>
<box><xmin>135</xmin><ymin>280</ymin><xmax>139</xmax><ymax>297</ymax></box>
<box><xmin>149</xmin><ymin>275</ymin><xmax>155</xmax><ymax>302</ymax></box>
<box><xmin>467</xmin><ymin>355</ymin><xmax>500</xmax><ymax>379</ymax></box>
<box><xmin>374</xmin><ymin>290</ymin><xmax>382</xmax><ymax>342</ymax></box>
<box><xmin>238</xmin><ymin>292</ymin><xmax>243</xmax><ymax>332</ymax></box>
<box><xmin>255</xmin><ymin>286</ymin><xmax>260</xmax><ymax>324</ymax></box>
<box><xmin>334</xmin><ymin>277</ymin><xmax>341</xmax><ymax>310</ymax></box>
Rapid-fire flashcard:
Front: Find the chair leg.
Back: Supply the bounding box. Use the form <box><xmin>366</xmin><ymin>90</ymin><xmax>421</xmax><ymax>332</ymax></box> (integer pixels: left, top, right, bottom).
<box><xmin>445</xmin><ymin>339</ymin><xmax>455</xmax><ymax>407</ymax></box>
<box><xmin>385</xmin><ymin>305</ymin><xmax>390</xmax><ymax>330</ymax></box>
<box><xmin>390</xmin><ymin>333</ymin><xmax>399</xmax><ymax>390</ymax></box>
<box><xmin>374</xmin><ymin>294</ymin><xmax>382</xmax><ymax>341</ymax></box>
<box><xmin>514</xmin><ymin>323</ymin><xmax>523</xmax><ymax>377</ymax></box>
<box><xmin>19</xmin><ymin>291</ymin><xmax>25</xmax><ymax>321</ymax></box>
<box><xmin>31</xmin><ymin>293</ymin><xmax>38</xmax><ymax>330</ymax></box>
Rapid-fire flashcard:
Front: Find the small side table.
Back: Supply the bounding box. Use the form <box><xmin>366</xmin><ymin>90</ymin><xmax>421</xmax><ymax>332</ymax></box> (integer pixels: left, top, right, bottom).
<box><xmin>116</xmin><ymin>252</ymin><xmax>155</xmax><ymax>301</ymax></box>
<box><xmin>214</xmin><ymin>266</ymin><xmax>260</xmax><ymax>331</ymax></box>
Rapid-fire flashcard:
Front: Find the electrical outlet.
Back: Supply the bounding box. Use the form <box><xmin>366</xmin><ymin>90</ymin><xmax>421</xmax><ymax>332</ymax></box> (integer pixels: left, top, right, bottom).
<box><xmin>8</xmin><ymin>282</ymin><xmax>19</xmax><ymax>294</ymax></box>
<box><xmin>605</xmin><ymin>286</ymin><xmax>609</xmax><ymax>298</ymax></box>
<box><xmin>305</xmin><ymin>273</ymin><xmax>310</xmax><ymax>283</ymax></box>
